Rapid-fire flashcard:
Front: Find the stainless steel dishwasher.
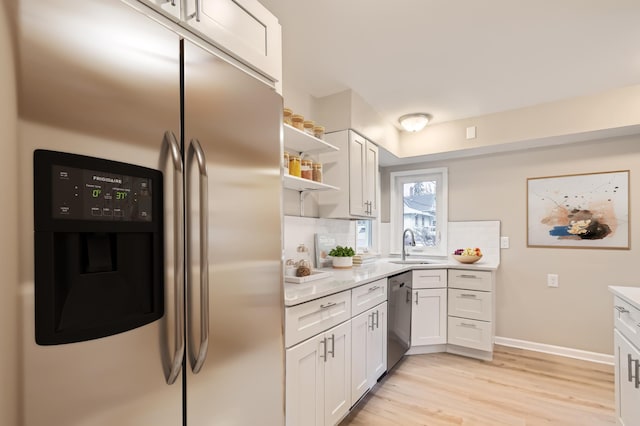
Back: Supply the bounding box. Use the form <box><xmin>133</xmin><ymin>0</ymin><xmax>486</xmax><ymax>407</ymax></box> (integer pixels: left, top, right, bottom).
<box><xmin>387</xmin><ymin>271</ymin><xmax>412</xmax><ymax>371</ymax></box>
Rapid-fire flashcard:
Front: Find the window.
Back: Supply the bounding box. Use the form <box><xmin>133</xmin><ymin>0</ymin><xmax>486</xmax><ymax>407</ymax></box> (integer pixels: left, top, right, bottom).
<box><xmin>355</xmin><ymin>220</ymin><xmax>373</xmax><ymax>253</ymax></box>
<box><xmin>390</xmin><ymin>168</ymin><xmax>448</xmax><ymax>256</ymax></box>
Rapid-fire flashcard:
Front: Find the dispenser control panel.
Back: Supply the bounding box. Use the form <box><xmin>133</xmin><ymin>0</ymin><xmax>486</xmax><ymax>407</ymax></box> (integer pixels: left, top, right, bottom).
<box><xmin>51</xmin><ymin>165</ymin><xmax>152</xmax><ymax>222</ymax></box>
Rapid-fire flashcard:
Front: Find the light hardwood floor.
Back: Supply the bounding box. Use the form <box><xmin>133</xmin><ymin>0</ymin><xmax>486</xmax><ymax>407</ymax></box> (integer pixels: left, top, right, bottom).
<box><xmin>340</xmin><ymin>345</ymin><xmax>615</xmax><ymax>426</ymax></box>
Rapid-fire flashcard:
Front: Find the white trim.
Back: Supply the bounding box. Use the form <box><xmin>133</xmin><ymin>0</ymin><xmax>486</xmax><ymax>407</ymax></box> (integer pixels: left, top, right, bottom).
<box><xmin>494</xmin><ymin>336</ymin><xmax>614</xmax><ymax>365</ymax></box>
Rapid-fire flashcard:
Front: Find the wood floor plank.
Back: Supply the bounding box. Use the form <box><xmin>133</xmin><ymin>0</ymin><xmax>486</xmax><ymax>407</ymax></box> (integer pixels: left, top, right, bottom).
<box><xmin>340</xmin><ymin>345</ymin><xmax>615</xmax><ymax>426</ymax></box>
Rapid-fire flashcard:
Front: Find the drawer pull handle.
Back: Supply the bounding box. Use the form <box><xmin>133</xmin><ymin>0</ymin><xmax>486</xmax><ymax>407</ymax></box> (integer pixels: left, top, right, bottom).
<box><xmin>415</xmin><ymin>291</ymin><xmax>419</xmax><ymax>305</ymax></box>
<box><xmin>320</xmin><ymin>302</ymin><xmax>337</xmax><ymax>309</ymax></box>
<box><xmin>615</xmin><ymin>305</ymin><xmax>630</xmax><ymax>314</ymax></box>
<box><xmin>460</xmin><ymin>293</ymin><xmax>478</xmax><ymax>298</ymax></box>
<box><xmin>368</xmin><ymin>285</ymin><xmax>380</xmax><ymax>292</ymax></box>
<box><xmin>460</xmin><ymin>322</ymin><xmax>477</xmax><ymax>328</ymax></box>
<box><xmin>458</xmin><ymin>274</ymin><xmax>479</xmax><ymax>279</ymax></box>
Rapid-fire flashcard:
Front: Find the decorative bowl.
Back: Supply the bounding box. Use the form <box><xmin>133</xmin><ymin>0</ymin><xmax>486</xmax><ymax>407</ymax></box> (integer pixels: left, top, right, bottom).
<box><xmin>452</xmin><ymin>254</ymin><xmax>482</xmax><ymax>264</ymax></box>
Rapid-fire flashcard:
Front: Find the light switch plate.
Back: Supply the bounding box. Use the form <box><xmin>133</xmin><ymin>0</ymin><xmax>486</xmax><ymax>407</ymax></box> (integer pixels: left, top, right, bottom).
<box><xmin>500</xmin><ymin>236</ymin><xmax>509</xmax><ymax>249</ymax></box>
<box><xmin>547</xmin><ymin>274</ymin><xmax>559</xmax><ymax>287</ymax></box>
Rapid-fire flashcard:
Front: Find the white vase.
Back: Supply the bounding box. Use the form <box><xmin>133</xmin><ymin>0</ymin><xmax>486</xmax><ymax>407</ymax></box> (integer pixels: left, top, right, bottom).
<box><xmin>332</xmin><ymin>256</ymin><xmax>353</xmax><ymax>269</ymax></box>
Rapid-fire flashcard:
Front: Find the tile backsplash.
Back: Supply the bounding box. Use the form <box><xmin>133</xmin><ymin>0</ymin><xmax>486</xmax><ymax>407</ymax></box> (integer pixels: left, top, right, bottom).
<box><xmin>284</xmin><ymin>216</ymin><xmax>355</xmax><ymax>268</ymax></box>
<box><xmin>447</xmin><ymin>220</ymin><xmax>501</xmax><ymax>265</ymax></box>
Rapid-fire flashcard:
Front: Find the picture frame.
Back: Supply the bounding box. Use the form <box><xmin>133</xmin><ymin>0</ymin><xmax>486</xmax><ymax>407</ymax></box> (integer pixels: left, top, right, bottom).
<box><xmin>527</xmin><ymin>170</ymin><xmax>630</xmax><ymax>249</ymax></box>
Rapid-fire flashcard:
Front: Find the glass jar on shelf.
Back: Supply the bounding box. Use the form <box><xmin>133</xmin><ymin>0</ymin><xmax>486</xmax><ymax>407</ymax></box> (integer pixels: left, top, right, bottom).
<box><xmin>288</xmin><ymin>155</ymin><xmax>301</xmax><ymax>177</ymax></box>
<box><xmin>303</xmin><ymin>120</ymin><xmax>315</xmax><ymax>136</ymax></box>
<box><xmin>312</xmin><ymin>163</ymin><xmax>323</xmax><ymax>183</ymax></box>
<box><xmin>301</xmin><ymin>159</ymin><xmax>313</xmax><ymax>180</ymax></box>
<box><xmin>291</xmin><ymin>114</ymin><xmax>304</xmax><ymax>130</ymax></box>
<box><xmin>283</xmin><ymin>108</ymin><xmax>293</xmax><ymax>125</ymax></box>
<box><xmin>313</xmin><ymin>125</ymin><xmax>325</xmax><ymax>140</ymax></box>
<box><xmin>283</xmin><ymin>151</ymin><xmax>290</xmax><ymax>173</ymax></box>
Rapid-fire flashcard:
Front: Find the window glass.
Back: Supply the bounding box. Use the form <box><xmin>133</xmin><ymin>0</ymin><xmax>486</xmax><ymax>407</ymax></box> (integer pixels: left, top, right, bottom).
<box><xmin>390</xmin><ymin>168</ymin><xmax>448</xmax><ymax>256</ymax></box>
<box><xmin>356</xmin><ymin>220</ymin><xmax>372</xmax><ymax>253</ymax></box>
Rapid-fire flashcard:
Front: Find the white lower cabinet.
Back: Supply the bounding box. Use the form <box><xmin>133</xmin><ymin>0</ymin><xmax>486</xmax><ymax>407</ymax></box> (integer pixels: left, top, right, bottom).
<box><xmin>286</xmin><ymin>320</ymin><xmax>352</xmax><ymax>426</ymax></box>
<box><xmin>614</xmin><ymin>330</ymin><xmax>640</xmax><ymax>426</ymax></box>
<box><xmin>351</xmin><ymin>302</ymin><xmax>387</xmax><ymax>405</ymax></box>
<box><xmin>411</xmin><ymin>288</ymin><xmax>447</xmax><ymax>346</ymax></box>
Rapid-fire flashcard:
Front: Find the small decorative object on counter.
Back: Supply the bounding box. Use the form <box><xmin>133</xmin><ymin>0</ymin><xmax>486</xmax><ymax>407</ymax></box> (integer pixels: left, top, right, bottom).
<box><xmin>288</xmin><ymin>155</ymin><xmax>301</xmax><ymax>177</ymax></box>
<box><xmin>452</xmin><ymin>247</ymin><xmax>483</xmax><ymax>264</ymax></box>
<box><xmin>328</xmin><ymin>245</ymin><xmax>355</xmax><ymax>269</ymax></box>
<box><xmin>296</xmin><ymin>244</ymin><xmax>312</xmax><ymax>276</ymax></box>
<box><xmin>284</xmin><ymin>259</ymin><xmax>296</xmax><ymax>277</ymax></box>
<box><xmin>303</xmin><ymin>120</ymin><xmax>315</xmax><ymax>136</ymax></box>
<box><xmin>312</xmin><ymin>163</ymin><xmax>323</xmax><ymax>183</ymax></box>
<box><xmin>301</xmin><ymin>159</ymin><xmax>313</xmax><ymax>180</ymax></box>
<box><xmin>291</xmin><ymin>114</ymin><xmax>304</xmax><ymax>130</ymax></box>
<box><xmin>283</xmin><ymin>107</ymin><xmax>293</xmax><ymax>125</ymax></box>
<box><xmin>283</xmin><ymin>151</ymin><xmax>289</xmax><ymax>173</ymax></box>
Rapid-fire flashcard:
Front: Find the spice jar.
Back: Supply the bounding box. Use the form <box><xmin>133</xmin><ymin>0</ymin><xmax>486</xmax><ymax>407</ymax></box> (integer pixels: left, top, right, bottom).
<box><xmin>288</xmin><ymin>155</ymin><xmax>301</xmax><ymax>177</ymax></box>
<box><xmin>303</xmin><ymin>120</ymin><xmax>315</xmax><ymax>136</ymax></box>
<box><xmin>313</xmin><ymin>125</ymin><xmax>325</xmax><ymax>140</ymax></box>
<box><xmin>283</xmin><ymin>151</ymin><xmax>290</xmax><ymax>173</ymax></box>
<box><xmin>291</xmin><ymin>114</ymin><xmax>304</xmax><ymax>130</ymax></box>
<box><xmin>301</xmin><ymin>159</ymin><xmax>313</xmax><ymax>180</ymax></box>
<box><xmin>283</xmin><ymin>108</ymin><xmax>293</xmax><ymax>125</ymax></box>
<box><xmin>312</xmin><ymin>163</ymin><xmax>323</xmax><ymax>183</ymax></box>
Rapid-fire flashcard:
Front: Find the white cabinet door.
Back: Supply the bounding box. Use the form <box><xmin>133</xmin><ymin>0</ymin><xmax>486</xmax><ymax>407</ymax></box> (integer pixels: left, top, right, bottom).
<box><xmin>411</xmin><ymin>288</ymin><xmax>447</xmax><ymax>346</ymax></box>
<box><xmin>182</xmin><ymin>0</ymin><xmax>281</xmax><ymax>81</ymax></box>
<box><xmin>350</xmin><ymin>311</ymin><xmax>369</xmax><ymax>405</ymax></box>
<box><xmin>368</xmin><ymin>302</ymin><xmax>387</xmax><ymax>385</ymax></box>
<box><xmin>615</xmin><ymin>330</ymin><xmax>640</xmax><ymax>426</ymax></box>
<box><xmin>364</xmin><ymin>140</ymin><xmax>378</xmax><ymax>217</ymax></box>
<box><xmin>324</xmin><ymin>321</ymin><xmax>352</xmax><ymax>426</ymax></box>
<box><xmin>348</xmin><ymin>133</ymin><xmax>366</xmax><ymax>217</ymax></box>
<box><xmin>286</xmin><ymin>334</ymin><xmax>325</xmax><ymax>426</ymax></box>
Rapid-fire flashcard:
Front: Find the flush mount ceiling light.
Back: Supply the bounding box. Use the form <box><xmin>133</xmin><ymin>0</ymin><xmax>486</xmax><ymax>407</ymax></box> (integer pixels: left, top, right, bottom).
<box><xmin>398</xmin><ymin>113</ymin><xmax>432</xmax><ymax>132</ymax></box>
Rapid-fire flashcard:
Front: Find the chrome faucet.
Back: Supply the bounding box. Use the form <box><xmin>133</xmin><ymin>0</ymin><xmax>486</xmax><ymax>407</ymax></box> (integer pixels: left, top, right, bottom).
<box><xmin>401</xmin><ymin>228</ymin><xmax>415</xmax><ymax>261</ymax></box>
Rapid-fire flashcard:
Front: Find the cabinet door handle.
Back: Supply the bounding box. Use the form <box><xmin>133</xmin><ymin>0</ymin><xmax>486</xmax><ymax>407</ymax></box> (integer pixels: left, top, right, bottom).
<box><xmin>375</xmin><ymin>310</ymin><xmax>380</xmax><ymax>329</ymax></box>
<box><xmin>369</xmin><ymin>313</ymin><xmax>375</xmax><ymax>331</ymax></box>
<box><xmin>320</xmin><ymin>302</ymin><xmax>336</xmax><ymax>309</ymax></box>
<box><xmin>415</xmin><ymin>291</ymin><xmax>419</xmax><ymax>305</ymax></box>
<box><xmin>328</xmin><ymin>334</ymin><xmax>336</xmax><ymax>358</ymax></box>
<box><xmin>320</xmin><ymin>338</ymin><xmax>327</xmax><ymax>362</ymax></box>
<box><xmin>635</xmin><ymin>358</ymin><xmax>640</xmax><ymax>389</ymax></box>
<box><xmin>615</xmin><ymin>305</ymin><xmax>630</xmax><ymax>314</ymax></box>
<box><xmin>460</xmin><ymin>293</ymin><xmax>478</xmax><ymax>298</ymax></box>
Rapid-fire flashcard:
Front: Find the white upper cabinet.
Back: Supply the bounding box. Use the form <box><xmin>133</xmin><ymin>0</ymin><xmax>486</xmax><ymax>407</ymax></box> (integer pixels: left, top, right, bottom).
<box><xmin>318</xmin><ymin>130</ymin><xmax>379</xmax><ymax>219</ymax></box>
<box><xmin>132</xmin><ymin>0</ymin><xmax>281</xmax><ymax>82</ymax></box>
<box><xmin>182</xmin><ymin>0</ymin><xmax>282</xmax><ymax>81</ymax></box>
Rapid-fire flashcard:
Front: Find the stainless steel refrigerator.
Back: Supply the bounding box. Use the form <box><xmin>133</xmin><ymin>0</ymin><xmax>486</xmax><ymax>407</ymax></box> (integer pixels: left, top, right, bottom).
<box><xmin>17</xmin><ymin>0</ymin><xmax>284</xmax><ymax>424</ymax></box>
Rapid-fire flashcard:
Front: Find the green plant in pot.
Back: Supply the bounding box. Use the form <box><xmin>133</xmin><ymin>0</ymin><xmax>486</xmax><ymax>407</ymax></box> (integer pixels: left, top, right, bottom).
<box><xmin>328</xmin><ymin>245</ymin><xmax>355</xmax><ymax>269</ymax></box>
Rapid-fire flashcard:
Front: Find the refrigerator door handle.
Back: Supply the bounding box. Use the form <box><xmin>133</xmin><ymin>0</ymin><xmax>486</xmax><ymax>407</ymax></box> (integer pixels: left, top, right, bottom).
<box><xmin>189</xmin><ymin>138</ymin><xmax>210</xmax><ymax>374</ymax></box>
<box><xmin>165</xmin><ymin>131</ymin><xmax>185</xmax><ymax>385</ymax></box>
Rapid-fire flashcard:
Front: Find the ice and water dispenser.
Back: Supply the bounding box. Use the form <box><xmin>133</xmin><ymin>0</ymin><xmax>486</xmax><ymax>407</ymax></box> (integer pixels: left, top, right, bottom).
<box><xmin>34</xmin><ymin>150</ymin><xmax>164</xmax><ymax>345</ymax></box>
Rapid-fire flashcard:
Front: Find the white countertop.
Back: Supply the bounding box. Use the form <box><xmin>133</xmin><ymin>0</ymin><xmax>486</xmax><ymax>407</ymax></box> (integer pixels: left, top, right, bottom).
<box><xmin>609</xmin><ymin>286</ymin><xmax>640</xmax><ymax>309</ymax></box>
<box><xmin>285</xmin><ymin>258</ymin><xmax>499</xmax><ymax>306</ymax></box>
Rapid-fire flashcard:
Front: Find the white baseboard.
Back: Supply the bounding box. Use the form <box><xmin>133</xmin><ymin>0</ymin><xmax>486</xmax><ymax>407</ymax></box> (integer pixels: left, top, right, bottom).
<box><xmin>494</xmin><ymin>336</ymin><xmax>614</xmax><ymax>365</ymax></box>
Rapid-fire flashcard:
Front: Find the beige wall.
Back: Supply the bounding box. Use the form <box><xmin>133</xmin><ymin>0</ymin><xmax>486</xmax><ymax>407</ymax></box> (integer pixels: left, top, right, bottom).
<box><xmin>0</xmin><ymin>0</ymin><xmax>20</xmax><ymax>424</ymax></box>
<box><xmin>381</xmin><ymin>137</ymin><xmax>640</xmax><ymax>354</ymax></box>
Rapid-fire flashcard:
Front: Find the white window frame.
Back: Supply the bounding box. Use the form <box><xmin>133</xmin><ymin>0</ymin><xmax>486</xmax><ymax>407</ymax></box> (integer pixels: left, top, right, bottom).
<box><xmin>389</xmin><ymin>167</ymin><xmax>448</xmax><ymax>257</ymax></box>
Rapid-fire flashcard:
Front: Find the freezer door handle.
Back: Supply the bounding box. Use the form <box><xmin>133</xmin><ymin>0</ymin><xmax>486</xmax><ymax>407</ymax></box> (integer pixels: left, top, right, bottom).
<box><xmin>189</xmin><ymin>139</ymin><xmax>210</xmax><ymax>374</ymax></box>
<box><xmin>165</xmin><ymin>131</ymin><xmax>185</xmax><ymax>385</ymax></box>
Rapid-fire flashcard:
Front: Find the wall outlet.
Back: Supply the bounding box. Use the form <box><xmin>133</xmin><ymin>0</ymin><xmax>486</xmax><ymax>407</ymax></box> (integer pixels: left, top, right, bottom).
<box><xmin>547</xmin><ymin>274</ymin><xmax>559</xmax><ymax>288</ymax></box>
<box><xmin>500</xmin><ymin>236</ymin><xmax>509</xmax><ymax>249</ymax></box>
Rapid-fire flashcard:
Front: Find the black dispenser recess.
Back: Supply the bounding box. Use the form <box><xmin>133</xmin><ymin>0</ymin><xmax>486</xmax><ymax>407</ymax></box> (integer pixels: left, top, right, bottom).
<box><xmin>34</xmin><ymin>150</ymin><xmax>164</xmax><ymax>345</ymax></box>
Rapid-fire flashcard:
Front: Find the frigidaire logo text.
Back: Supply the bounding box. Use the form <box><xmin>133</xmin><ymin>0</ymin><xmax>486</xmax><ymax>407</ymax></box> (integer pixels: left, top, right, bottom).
<box><xmin>93</xmin><ymin>175</ymin><xmax>122</xmax><ymax>184</ymax></box>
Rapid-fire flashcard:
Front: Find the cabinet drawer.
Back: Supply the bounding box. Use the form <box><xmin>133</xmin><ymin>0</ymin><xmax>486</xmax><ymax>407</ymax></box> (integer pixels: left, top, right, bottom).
<box><xmin>448</xmin><ymin>270</ymin><xmax>492</xmax><ymax>291</ymax></box>
<box><xmin>448</xmin><ymin>317</ymin><xmax>493</xmax><ymax>352</ymax></box>
<box><xmin>412</xmin><ymin>269</ymin><xmax>447</xmax><ymax>289</ymax></box>
<box><xmin>352</xmin><ymin>279</ymin><xmax>387</xmax><ymax>316</ymax></box>
<box><xmin>614</xmin><ymin>296</ymin><xmax>640</xmax><ymax>350</ymax></box>
<box><xmin>285</xmin><ymin>291</ymin><xmax>351</xmax><ymax>348</ymax></box>
<box><xmin>448</xmin><ymin>289</ymin><xmax>492</xmax><ymax>322</ymax></box>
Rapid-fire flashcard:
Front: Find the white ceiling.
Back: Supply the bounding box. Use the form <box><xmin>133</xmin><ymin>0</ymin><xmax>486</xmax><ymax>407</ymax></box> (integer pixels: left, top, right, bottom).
<box><xmin>259</xmin><ymin>0</ymin><xmax>640</xmax><ymax>131</ymax></box>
